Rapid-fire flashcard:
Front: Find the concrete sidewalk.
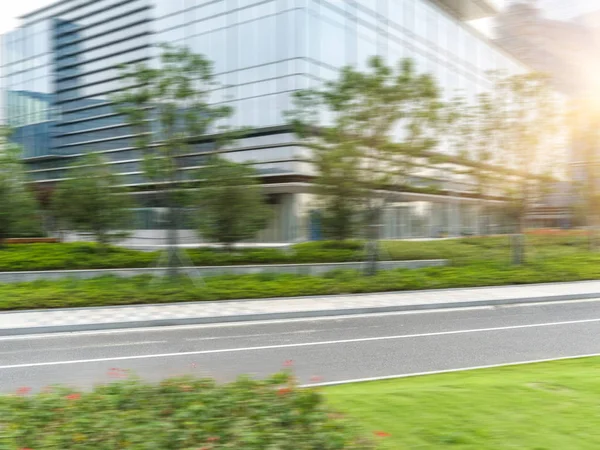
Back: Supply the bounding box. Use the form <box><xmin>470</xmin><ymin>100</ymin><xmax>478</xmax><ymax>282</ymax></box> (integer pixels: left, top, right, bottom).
<box><xmin>2</xmin><ymin>280</ymin><xmax>600</xmax><ymax>336</ymax></box>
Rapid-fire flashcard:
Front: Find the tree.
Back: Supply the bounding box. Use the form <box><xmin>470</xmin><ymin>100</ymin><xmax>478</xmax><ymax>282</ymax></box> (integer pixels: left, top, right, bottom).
<box><xmin>195</xmin><ymin>156</ymin><xmax>269</xmax><ymax>251</ymax></box>
<box><xmin>113</xmin><ymin>44</ymin><xmax>236</xmax><ymax>276</ymax></box>
<box><xmin>310</xmin><ymin>143</ymin><xmax>364</xmax><ymax>241</ymax></box>
<box><xmin>442</xmin><ymin>92</ymin><xmax>503</xmax><ymax>236</ymax></box>
<box><xmin>288</xmin><ymin>56</ymin><xmax>441</xmax><ymax>273</ymax></box>
<box><xmin>52</xmin><ymin>154</ymin><xmax>133</xmax><ymax>248</ymax></box>
<box><xmin>493</xmin><ymin>72</ymin><xmax>564</xmax><ymax>264</ymax></box>
<box><xmin>0</xmin><ymin>128</ymin><xmax>41</xmax><ymax>246</ymax></box>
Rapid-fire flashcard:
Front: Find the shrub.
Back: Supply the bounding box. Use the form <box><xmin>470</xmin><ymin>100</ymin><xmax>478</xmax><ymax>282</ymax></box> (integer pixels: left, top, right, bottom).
<box><xmin>0</xmin><ymin>372</ymin><xmax>372</xmax><ymax>450</ymax></box>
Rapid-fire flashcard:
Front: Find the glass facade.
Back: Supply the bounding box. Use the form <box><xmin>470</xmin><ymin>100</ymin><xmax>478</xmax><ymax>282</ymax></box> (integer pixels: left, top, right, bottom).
<box><xmin>1</xmin><ymin>0</ymin><xmax>527</xmax><ymax>240</ymax></box>
<box><xmin>2</xmin><ymin>0</ymin><xmax>525</xmax><ymax>178</ymax></box>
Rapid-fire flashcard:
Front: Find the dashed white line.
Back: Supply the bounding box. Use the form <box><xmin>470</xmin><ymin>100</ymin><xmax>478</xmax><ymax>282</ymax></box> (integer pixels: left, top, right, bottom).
<box><xmin>0</xmin><ymin>341</ymin><xmax>166</xmax><ymax>355</ymax></box>
<box><xmin>1</xmin><ymin>317</ymin><xmax>599</xmax><ymax>370</ymax></box>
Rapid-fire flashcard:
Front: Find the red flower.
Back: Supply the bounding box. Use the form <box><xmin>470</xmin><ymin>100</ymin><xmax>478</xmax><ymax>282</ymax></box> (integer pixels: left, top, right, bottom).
<box><xmin>374</xmin><ymin>431</ymin><xmax>391</xmax><ymax>438</ymax></box>
<box><xmin>277</xmin><ymin>387</ymin><xmax>292</xmax><ymax>396</ymax></box>
<box><xmin>283</xmin><ymin>359</ymin><xmax>293</xmax><ymax>368</ymax></box>
<box><xmin>16</xmin><ymin>387</ymin><xmax>31</xmax><ymax>396</ymax></box>
<box><xmin>207</xmin><ymin>436</ymin><xmax>220</xmax><ymax>442</ymax></box>
<box><xmin>66</xmin><ymin>393</ymin><xmax>81</xmax><ymax>401</ymax></box>
<box><xmin>107</xmin><ymin>368</ymin><xmax>128</xmax><ymax>379</ymax></box>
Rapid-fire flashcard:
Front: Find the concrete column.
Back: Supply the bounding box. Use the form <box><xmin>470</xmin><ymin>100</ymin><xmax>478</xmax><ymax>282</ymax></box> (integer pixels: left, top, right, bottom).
<box><xmin>427</xmin><ymin>203</ymin><xmax>434</xmax><ymax>238</ymax></box>
<box><xmin>281</xmin><ymin>193</ymin><xmax>298</xmax><ymax>242</ymax></box>
<box><xmin>450</xmin><ymin>198</ymin><xmax>460</xmax><ymax>237</ymax></box>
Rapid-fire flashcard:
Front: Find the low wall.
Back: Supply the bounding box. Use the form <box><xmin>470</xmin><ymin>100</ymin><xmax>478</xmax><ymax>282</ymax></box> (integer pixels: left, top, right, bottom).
<box><xmin>0</xmin><ymin>260</ymin><xmax>447</xmax><ymax>283</ymax></box>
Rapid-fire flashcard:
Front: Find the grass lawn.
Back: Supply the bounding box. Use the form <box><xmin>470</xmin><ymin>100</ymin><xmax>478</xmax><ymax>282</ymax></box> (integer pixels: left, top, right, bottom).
<box><xmin>325</xmin><ymin>357</ymin><xmax>600</xmax><ymax>449</ymax></box>
<box><xmin>4</xmin><ymin>235</ymin><xmax>600</xmax><ymax>310</ymax></box>
<box><xmin>0</xmin><ymin>233</ymin><xmax>593</xmax><ymax>272</ymax></box>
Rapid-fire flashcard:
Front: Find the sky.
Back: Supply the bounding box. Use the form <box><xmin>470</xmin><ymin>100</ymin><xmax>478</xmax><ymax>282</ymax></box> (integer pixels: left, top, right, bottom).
<box><xmin>0</xmin><ymin>0</ymin><xmax>50</xmax><ymax>36</ymax></box>
<box><xmin>1</xmin><ymin>0</ymin><xmax>600</xmax><ymax>43</ymax></box>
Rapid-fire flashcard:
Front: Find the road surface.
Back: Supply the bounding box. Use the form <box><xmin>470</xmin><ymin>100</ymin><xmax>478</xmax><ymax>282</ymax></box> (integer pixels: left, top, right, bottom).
<box><xmin>2</xmin><ymin>299</ymin><xmax>600</xmax><ymax>393</ymax></box>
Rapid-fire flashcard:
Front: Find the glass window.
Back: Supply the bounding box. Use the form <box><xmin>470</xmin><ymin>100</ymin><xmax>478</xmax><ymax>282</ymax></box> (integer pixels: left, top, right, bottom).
<box><xmin>55</xmin><ymin>0</ymin><xmax>133</xmax><ymax>23</ymax></box>
<box><xmin>56</xmin><ymin>125</ymin><xmax>134</xmax><ymax>146</ymax></box>
<box><xmin>403</xmin><ymin>0</ymin><xmax>415</xmax><ymax>31</ymax></box>
<box><xmin>103</xmin><ymin>149</ymin><xmax>141</xmax><ymax>162</ymax></box>
<box><xmin>60</xmin><ymin>48</ymin><xmax>150</xmax><ymax>79</ymax></box>
<box><xmin>57</xmin><ymin>115</ymin><xmax>126</xmax><ymax>133</ymax></box>
<box><xmin>59</xmin><ymin>23</ymin><xmax>150</xmax><ymax>58</ymax></box>
<box><xmin>188</xmin><ymin>33</ymin><xmax>211</xmax><ymax>61</ymax></box>
<box><xmin>154</xmin><ymin>0</ymin><xmax>186</xmax><ymax>18</ymax></box>
<box><xmin>58</xmin><ymin>39</ymin><xmax>149</xmax><ymax>68</ymax></box>
<box><xmin>159</xmin><ymin>26</ymin><xmax>185</xmax><ymax>44</ymax></box>
<box><xmin>58</xmin><ymin>67</ymin><xmax>122</xmax><ymax>87</ymax></box>
<box><xmin>57</xmin><ymin>78</ymin><xmax>138</xmax><ymax>103</ymax></box>
<box><xmin>319</xmin><ymin>17</ymin><xmax>346</xmax><ymax>69</ymax></box>
<box><xmin>242</xmin><ymin>0</ymin><xmax>276</xmax><ymax>20</ymax></box>
<box><xmin>457</xmin><ymin>26</ymin><xmax>467</xmax><ymax>61</ymax></box>
<box><xmin>237</xmin><ymin>20</ymin><xmax>256</xmax><ymax>69</ymax></box>
<box><xmin>57</xmin><ymin>136</ymin><xmax>136</xmax><ymax>153</ymax></box>
<box><xmin>357</xmin><ymin>24</ymin><xmax>377</xmax><ymax>68</ymax></box>
<box><xmin>193</xmin><ymin>0</ymin><xmax>227</xmax><ymax>21</ymax></box>
<box><xmin>55</xmin><ymin>1</ymin><xmax>150</xmax><ymax>38</ymax></box>
<box><xmin>414</xmin><ymin>1</ymin><xmax>426</xmax><ymax>40</ymax></box>
<box><xmin>209</xmin><ymin>28</ymin><xmax>228</xmax><ymax>73</ymax></box>
<box><xmin>156</xmin><ymin>13</ymin><xmax>186</xmax><ymax>32</ymax></box>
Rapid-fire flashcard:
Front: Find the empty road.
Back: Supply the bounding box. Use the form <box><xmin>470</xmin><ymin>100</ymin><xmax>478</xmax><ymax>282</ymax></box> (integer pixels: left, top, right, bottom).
<box><xmin>2</xmin><ymin>298</ymin><xmax>600</xmax><ymax>393</ymax></box>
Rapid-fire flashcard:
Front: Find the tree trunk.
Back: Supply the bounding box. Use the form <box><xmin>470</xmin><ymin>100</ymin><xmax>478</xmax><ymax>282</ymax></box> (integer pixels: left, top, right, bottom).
<box><xmin>166</xmin><ymin>201</ymin><xmax>179</xmax><ymax>279</ymax></box>
<box><xmin>587</xmin><ymin>195</ymin><xmax>597</xmax><ymax>251</ymax></box>
<box><xmin>477</xmin><ymin>200</ymin><xmax>486</xmax><ymax>237</ymax></box>
<box><xmin>365</xmin><ymin>204</ymin><xmax>380</xmax><ymax>276</ymax></box>
<box><xmin>511</xmin><ymin>215</ymin><xmax>526</xmax><ymax>265</ymax></box>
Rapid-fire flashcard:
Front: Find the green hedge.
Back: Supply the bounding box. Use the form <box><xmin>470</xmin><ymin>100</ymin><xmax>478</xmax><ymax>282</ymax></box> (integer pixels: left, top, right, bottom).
<box><xmin>0</xmin><ymin>241</ymin><xmax>372</xmax><ymax>272</ymax></box>
<box><xmin>0</xmin><ymin>235</ymin><xmax>592</xmax><ymax>272</ymax></box>
<box><xmin>0</xmin><ymin>372</ymin><xmax>371</xmax><ymax>449</ymax></box>
<box><xmin>3</xmin><ymin>252</ymin><xmax>600</xmax><ymax>310</ymax></box>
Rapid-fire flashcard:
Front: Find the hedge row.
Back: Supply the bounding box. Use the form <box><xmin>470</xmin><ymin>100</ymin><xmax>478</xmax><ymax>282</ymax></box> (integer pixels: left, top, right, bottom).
<box><xmin>0</xmin><ymin>241</ymin><xmax>375</xmax><ymax>272</ymax></box>
<box><xmin>0</xmin><ymin>372</ymin><xmax>372</xmax><ymax>449</ymax></box>
<box><xmin>3</xmin><ymin>252</ymin><xmax>600</xmax><ymax>310</ymax></box>
<box><xmin>0</xmin><ymin>235</ymin><xmax>592</xmax><ymax>272</ymax></box>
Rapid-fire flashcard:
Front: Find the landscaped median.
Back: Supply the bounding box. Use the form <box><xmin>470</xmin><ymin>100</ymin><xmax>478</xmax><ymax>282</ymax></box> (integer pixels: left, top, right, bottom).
<box><xmin>2</xmin><ymin>357</ymin><xmax>599</xmax><ymax>449</ymax></box>
<box><xmin>3</xmin><ymin>236</ymin><xmax>600</xmax><ymax>310</ymax></box>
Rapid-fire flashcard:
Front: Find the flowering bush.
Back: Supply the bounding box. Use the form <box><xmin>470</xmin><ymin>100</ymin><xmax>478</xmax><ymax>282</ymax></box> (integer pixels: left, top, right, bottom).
<box><xmin>0</xmin><ymin>373</ymin><xmax>372</xmax><ymax>449</ymax></box>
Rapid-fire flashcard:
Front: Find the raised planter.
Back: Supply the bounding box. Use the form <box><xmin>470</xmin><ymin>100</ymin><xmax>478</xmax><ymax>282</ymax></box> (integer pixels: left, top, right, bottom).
<box><xmin>4</xmin><ymin>237</ymin><xmax>59</xmax><ymax>244</ymax></box>
<box><xmin>0</xmin><ymin>260</ymin><xmax>447</xmax><ymax>283</ymax></box>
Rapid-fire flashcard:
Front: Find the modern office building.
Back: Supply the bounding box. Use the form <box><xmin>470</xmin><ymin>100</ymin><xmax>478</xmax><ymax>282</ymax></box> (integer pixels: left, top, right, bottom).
<box><xmin>2</xmin><ymin>0</ymin><xmax>528</xmax><ymax>243</ymax></box>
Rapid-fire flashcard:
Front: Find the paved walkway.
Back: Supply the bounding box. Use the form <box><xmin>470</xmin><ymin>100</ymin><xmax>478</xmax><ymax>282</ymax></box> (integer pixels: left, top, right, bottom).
<box><xmin>2</xmin><ymin>280</ymin><xmax>600</xmax><ymax>335</ymax></box>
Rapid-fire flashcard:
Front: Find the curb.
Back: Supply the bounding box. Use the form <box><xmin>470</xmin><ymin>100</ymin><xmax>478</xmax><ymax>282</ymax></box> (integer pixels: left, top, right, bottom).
<box><xmin>2</xmin><ymin>291</ymin><xmax>600</xmax><ymax>336</ymax></box>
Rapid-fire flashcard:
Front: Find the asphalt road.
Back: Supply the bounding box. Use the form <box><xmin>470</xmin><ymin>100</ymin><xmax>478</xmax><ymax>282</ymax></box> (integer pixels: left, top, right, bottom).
<box><xmin>2</xmin><ymin>299</ymin><xmax>600</xmax><ymax>393</ymax></box>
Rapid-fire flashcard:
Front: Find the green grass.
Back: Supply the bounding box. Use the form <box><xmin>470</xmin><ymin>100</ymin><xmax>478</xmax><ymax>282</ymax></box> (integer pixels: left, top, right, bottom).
<box><xmin>0</xmin><ymin>240</ymin><xmax>368</xmax><ymax>271</ymax></box>
<box><xmin>2</xmin><ymin>235</ymin><xmax>600</xmax><ymax>310</ymax></box>
<box><xmin>3</xmin><ymin>249</ymin><xmax>600</xmax><ymax>310</ymax></box>
<box><xmin>325</xmin><ymin>357</ymin><xmax>600</xmax><ymax>449</ymax></box>
<box><xmin>0</xmin><ymin>234</ymin><xmax>593</xmax><ymax>271</ymax></box>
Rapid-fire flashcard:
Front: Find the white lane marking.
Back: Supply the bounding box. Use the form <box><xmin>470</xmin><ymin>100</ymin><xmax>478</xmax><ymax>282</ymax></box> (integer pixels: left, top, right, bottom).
<box><xmin>303</xmin><ymin>353</ymin><xmax>600</xmax><ymax>388</ymax></box>
<box><xmin>4</xmin><ymin>296</ymin><xmax>600</xmax><ymax>342</ymax></box>
<box><xmin>0</xmin><ymin>306</ymin><xmax>497</xmax><ymax>341</ymax></box>
<box><xmin>1</xmin><ymin>317</ymin><xmax>600</xmax><ymax>370</ymax></box>
<box><xmin>184</xmin><ymin>330</ymin><xmax>317</xmax><ymax>341</ymax></box>
<box><xmin>0</xmin><ymin>341</ymin><xmax>166</xmax><ymax>355</ymax></box>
